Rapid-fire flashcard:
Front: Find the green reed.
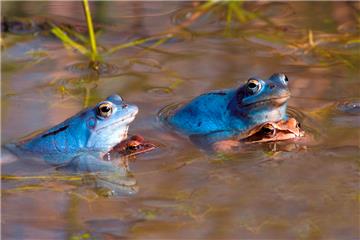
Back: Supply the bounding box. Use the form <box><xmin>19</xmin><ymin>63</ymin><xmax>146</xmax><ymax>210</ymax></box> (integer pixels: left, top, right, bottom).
<box><xmin>83</xmin><ymin>0</ymin><xmax>98</xmax><ymax>62</ymax></box>
<box><xmin>50</xmin><ymin>0</ymin><xmax>101</xmax><ymax>66</ymax></box>
<box><xmin>50</xmin><ymin>0</ymin><xmax>172</xmax><ymax>72</ymax></box>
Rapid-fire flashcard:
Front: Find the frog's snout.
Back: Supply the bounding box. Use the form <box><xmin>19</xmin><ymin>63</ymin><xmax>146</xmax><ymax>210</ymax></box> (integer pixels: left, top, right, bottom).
<box><xmin>127</xmin><ymin>104</ymin><xmax>139</xmax><ymax>116</ymax></box>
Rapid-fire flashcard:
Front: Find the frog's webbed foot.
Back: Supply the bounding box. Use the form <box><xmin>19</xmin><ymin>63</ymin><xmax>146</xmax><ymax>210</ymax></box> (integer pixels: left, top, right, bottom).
<box><xmin>68</xmin><ymin>155</ymin><xmax>138</xmax><ymax>196</ymax></box>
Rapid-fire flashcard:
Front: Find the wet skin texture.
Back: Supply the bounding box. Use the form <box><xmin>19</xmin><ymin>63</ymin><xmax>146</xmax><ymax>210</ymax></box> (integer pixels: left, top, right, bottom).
<box><xmin>168</xmin><ymin>73</ymin><xmax>290</xmax><ymax>143</ymax></box>
<box><xmin>6</xmin><ymin>94</ymin><xmax>138</xmax><ymax>174</ymax></box>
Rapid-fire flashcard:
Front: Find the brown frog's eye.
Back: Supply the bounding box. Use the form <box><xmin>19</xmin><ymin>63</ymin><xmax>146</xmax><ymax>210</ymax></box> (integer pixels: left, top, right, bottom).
<box><xmin>97</xmin><ymin>102</ymin><xmax>113</xmax><ymax>118</ymax></box>
<box><xmin>247</xmin><ymin>79</ymin><xmax>261</xmax><ymax>95</ymax></box>
<box><xmin>262</xmin><ymin>125</ymin><xmax>276</xmax><ymax>137</ymax></box>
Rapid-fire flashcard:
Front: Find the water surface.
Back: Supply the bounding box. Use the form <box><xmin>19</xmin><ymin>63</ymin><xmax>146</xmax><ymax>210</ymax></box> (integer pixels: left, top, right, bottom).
<box><xmin>2</xmin><ymin>1</ymin><xmax>359</xmax><ymax>239</ymax></box>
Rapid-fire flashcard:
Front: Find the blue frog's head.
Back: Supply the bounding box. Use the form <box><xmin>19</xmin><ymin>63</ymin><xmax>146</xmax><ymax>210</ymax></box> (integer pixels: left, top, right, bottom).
<box><xmin>84</xmin><ymin>94</ymin><xmax>139</xmax><ymax>151</ymax></box>
<box><xmin>228</xmin><ymin>73</ymin><xmax>290</xmax><ymax>131</ymax></box>
<box><xmin>19</xmin><ymin>94</ymin><xmax>138</xmax><ymax>154</ymax></box>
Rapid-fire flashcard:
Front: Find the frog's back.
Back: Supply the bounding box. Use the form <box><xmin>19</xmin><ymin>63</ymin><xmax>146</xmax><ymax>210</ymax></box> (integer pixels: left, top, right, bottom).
<box><xmin>18</xmin><ymin>110</ymin><xmax>90</xmax><ymax>155</ymax></box>
<box><xmin>168</xmin><ymin>89</ymin><xmax>237</xmax><ymax>135</ymax></box>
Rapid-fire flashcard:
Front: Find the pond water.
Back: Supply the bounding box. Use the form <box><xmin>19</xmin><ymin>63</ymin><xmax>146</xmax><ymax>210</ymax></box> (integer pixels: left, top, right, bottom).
<box><xmin>1</xmin><ymin>2</ymin><xmax>359</xmax><ymax>239</ymax></box>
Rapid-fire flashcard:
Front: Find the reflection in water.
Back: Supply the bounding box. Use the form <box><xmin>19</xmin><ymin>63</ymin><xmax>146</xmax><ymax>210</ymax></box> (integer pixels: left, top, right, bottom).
<box><xmin>66</xmin><ymin>61</ymin><xmax>122</xmax><ymax>76</ymax></box>
<box><xmin>1</xmin><ymin>153</ymin><xmax>139</xmax><ymax>197</ymax></box>
<box><xmin>2</xmin><ymin>1</ymin><xmax>360</xmax><ymax>239</ymax></box>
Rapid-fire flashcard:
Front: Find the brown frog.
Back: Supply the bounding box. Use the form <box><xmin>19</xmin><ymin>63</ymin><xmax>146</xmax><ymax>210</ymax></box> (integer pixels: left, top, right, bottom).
<box><xmin>213</xmin><ymin>118</ymin><xmax>305</xmax><ymax>152</ymax></box>
<box><xmin>108</xmin><ymin>135</ymin><xmax>156</xmax><ymax>158</ymax></box>
<box><xmin>241</xmin><ymin>118</ymin><xmax>304</xmax><ymax>143</ymax></box>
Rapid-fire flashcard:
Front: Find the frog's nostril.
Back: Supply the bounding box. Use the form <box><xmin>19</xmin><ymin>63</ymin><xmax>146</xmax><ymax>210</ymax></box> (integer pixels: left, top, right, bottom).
<box><xmin>269</xmin><ymin>83</ymin><xmax>275</xmax><ymax>89</ymax></box>
<box><xmin>122</xmin><ymin>104</ymin><xmax>128</xmax><ymax>109</ymax></box>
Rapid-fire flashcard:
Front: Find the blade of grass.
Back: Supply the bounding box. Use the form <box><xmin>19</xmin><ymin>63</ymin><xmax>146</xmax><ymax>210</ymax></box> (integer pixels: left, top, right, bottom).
<box><xmin>308</xmin><ymin>29</ymin><xmax>315</xmax><ymax>47</ymax></box>
<box><xmin>2</xmin><ymin>175</ymin><xmax>82</xmax><ymax>181</ymax></box>
<box><xmin>224</xmin><ymin>4</ymin><xmax>233</xmax><ymax>36</ymax></box>
<box><xmin>61</xmin><ymin>25</ymin><xmax>90</xmax><ymax>44</ymax></box>
<box><xmin>83</xmin><ymin>0</ymin><xmax>98</xmax><ymax>62</ymax></box>
<box><xmin>169</xmin><ymin>1</ymin><xmax>216</xmax><ymax>32</ymax></box>
<box><xmin>346</xmin><ymin>39</ymin><xmax>360</xmax><ymax>45</ymax></box>
<box><xmin>231</xmin><ymin>2</ymin><xmax>257</xmax><ymax>23</ymax></box>
<box><xmin>105</xmin><ymin>34</ymin><xmax>172</xmax><ymax>55</ymax></box>
<box><xmin>51</xmin><ymin>26</ymin><xmax>91</xmax><ymax>57</ymax></box>
<box><xmin>135</xmin><ymin>36</ymin><xmax>171</xmax><ymax>57</ymax></box>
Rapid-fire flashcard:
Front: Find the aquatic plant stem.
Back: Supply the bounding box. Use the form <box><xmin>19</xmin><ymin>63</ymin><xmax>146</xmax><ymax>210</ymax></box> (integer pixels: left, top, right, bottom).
<box><xmin>2</xmin><ymin>175</ymin><xmax>82</xmax><ymax>181</ymax></box>
<box><xmin>83</xmin><ymin>0</ymin><xmax>98</xmax><ymax>62</ymax></box>
<box><xmin>83</xmin><ymin>86</ymin><xmax>91</xmax><ymax>108</ymax></box>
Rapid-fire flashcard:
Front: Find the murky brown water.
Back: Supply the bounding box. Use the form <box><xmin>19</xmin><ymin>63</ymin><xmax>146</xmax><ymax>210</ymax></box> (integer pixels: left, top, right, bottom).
<box><xmin>2</xmin><ymin>2</ymin><xmax>359</xmax><ymax>239</ymax></box>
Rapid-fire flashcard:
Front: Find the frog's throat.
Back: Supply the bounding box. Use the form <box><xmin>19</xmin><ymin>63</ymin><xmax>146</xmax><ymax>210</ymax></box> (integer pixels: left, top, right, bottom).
<box><xmin>89</xmin><ymin>125</ymin><xmax>129</xmax><ymax>154</ymax></box>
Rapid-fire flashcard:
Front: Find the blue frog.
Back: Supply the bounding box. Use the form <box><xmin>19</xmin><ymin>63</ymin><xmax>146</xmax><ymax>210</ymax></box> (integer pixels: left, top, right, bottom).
<box><xmin>167</xmin><ymin>73</ymin><xmax>290</xmax><ymax>143</ymax></box>
<box><xmin>4</xmin><ymin>94</ymin><xmax>139</xmax><ymax>194</ymax></box>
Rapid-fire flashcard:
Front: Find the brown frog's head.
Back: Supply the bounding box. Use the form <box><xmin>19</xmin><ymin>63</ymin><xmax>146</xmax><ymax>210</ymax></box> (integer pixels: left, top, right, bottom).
<box><xmin>241</xmin><ymin>118</ymin><xmax>304</xmax><ymax>143</ymax></box>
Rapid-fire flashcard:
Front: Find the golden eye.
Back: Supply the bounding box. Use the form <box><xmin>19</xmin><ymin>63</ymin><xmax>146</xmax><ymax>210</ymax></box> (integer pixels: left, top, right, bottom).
<box><xmin>247</xmin><ymin>79</ymin><xmax>261</xmax><ymax>95</ymax></box>
<box><xmin>97</xmin><ymin>102</ymin><xmax>113</xmax><ymax>118</ymax></box>
<box><xmin>262</xmin><ymin>124</ymin><xmax>276</xmax><ymax>137</ymax></box>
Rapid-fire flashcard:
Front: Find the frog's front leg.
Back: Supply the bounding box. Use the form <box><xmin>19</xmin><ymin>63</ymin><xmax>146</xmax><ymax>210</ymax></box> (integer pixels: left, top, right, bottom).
<box><xmin>69</xmin><ymin>154</ymin><xmax>138</xmax><ymax>196</ymax></box>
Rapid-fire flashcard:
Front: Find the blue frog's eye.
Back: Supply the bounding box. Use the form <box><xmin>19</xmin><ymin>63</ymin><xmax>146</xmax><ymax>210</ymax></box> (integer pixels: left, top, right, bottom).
<box><xmin>276</xmin><ymin>73</ymin><xmax>289</xmax><ymax>85</ymax></box>
<box><xmin>97</xmin><ymin>101</ymin><xmax>113</xmax><ymax>118</ymax></box>
<box><xmin>269</xmin><ymin>73</ymin><xmax>289</xmax><ymax>85</ymax></box>
<box><xmin>106</xmin><ymin>94</ymin><xmax>124</xmax><ymax>104</ymax></box>
<box><xmin>282</xmin><ymin>74</ymin><xmax>289</xmax><ymax>85</ymax></box>
<box><xmin>247</xmin><ymin>79</ymin><xmax>261</xmax><ymax>95</ymax></box>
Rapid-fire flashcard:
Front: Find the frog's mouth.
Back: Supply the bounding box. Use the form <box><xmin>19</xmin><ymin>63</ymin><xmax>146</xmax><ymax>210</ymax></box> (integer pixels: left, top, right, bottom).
<box><xmin>242</xmin><ymin>95</ymin><xmax>290</xmax><ymax>108</ymax></box>
<box><xmin>270</xmin><ymin>95</ymin><xmax>290</xmax><ymax>105</ymax></box>
<box><xmin>95</xmin><ymin>113</ymin><xmax>137</xmax><ymax>132</ymax></box>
